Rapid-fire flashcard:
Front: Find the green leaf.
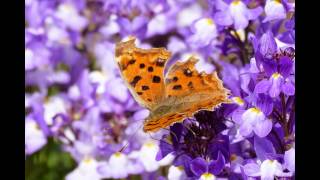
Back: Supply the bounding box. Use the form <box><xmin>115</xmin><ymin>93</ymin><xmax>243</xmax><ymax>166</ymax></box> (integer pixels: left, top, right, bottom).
<box><xmin>25</xmin><ymin>138</ymin><xmax>76</xmax><ymax>180</ymax></box>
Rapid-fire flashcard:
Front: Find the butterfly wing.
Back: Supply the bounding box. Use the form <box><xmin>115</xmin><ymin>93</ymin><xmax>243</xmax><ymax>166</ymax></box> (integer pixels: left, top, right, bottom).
<box><xmin>165</xmin><ymin>56</ymin><xmax>230</xmax><ymax>113</ymax></box>
<box><xmin>143</xmin><ymin>56</ymin><xmax>230</xmax><ymax>132</ymax></box>
<box><xmin>115</xmin><ymin>38</ymin><xmax>171</xmax><ymax>110</ymax></box>
<box><xmin>143</xmin><ymin>112</ymin><xmax>186</xmax><ymax>132</ymax></box>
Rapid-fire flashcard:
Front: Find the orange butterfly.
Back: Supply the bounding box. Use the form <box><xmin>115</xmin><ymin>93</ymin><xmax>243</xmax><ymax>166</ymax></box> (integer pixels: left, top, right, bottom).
<box><xmin>115</xmin><ymin>37</ymin><xmax>230</xmax><ymax>132</ymax></box>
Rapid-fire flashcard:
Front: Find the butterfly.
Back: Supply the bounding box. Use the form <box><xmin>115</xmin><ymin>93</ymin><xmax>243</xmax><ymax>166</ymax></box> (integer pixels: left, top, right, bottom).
<box><xmin>115</xmin><ymin>37</ymin><xmax>231</xmax><ymax>132</ymax></box>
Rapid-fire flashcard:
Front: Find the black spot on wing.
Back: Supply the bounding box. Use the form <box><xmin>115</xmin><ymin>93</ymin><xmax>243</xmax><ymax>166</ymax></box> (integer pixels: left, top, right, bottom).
<box><xmin>166</xmin><ymin>76</ymin><xmax>178</xmax><ymax>84</ymax></box>
<box><xmin>128</xmin><ymin>59</ymin><xmax>136</xmax><ymax>65</ymax></box>
<box><xmin>148</xmin><ymin>66</ymin><xmax>154</xmax><ymax>72</ymax></box>
<box><xmin>173</xmin><ymin>85</ymin><xmax>182</xmax><ymax>90</ymax></box>
<box><xmin>130</xmin><ymin>76</ymin><xmax>142</xmax><ymax>87</ymax></box>
<box><xmin>152</xmin><ymin>76</ymin><xmax>161</xmax><ymax>83</ymax></box>
<box><xmin>188</xmin><ymin>81</ymin><xmax>194</xmax><ymax>89</ymax></box>
<box><xmin>137</xmin><ymin>92</ymin><xmax>143</xmax><ymax>95</ymax></box>
<box><xmin>142</xmin><ymin>85</ymin><xmax>150</xmax><ymax>90</ymax></box>
<box><xmin>139</xmin><ymin>63</ymin><xmax>145</xmax><ymax>69</ymax></box>
<box><xmin>173</xmin><ymin>76</ymin><xmax>178</xmax><ymax>82</ymax></box>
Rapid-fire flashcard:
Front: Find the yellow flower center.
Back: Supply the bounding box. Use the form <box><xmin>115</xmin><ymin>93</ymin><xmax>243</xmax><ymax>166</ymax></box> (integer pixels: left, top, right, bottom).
<box><xmin>232</xmin><ymin>0</ymin><xmax>241</xmax><ymax>5</ymax></box>
<box><xmin>274</xmin><ymin>0</ymin><xmax>282</xmax><ymax>4</ymax></box>
<box><xmin>232</xmin><ymin>97</ymin><xmax>244</xmax><ymax>106</ymax></box>
<box><xmin>114</xmin><ymin>152</ymin><xmax>123</xmax><ymax>158</ymax></box>
<box><xmin>272</xmin><ymin>72</ymin><xmax>281</xmax><ymax>79</ymax></box>
<box><xmin>144</xmin><ymin>141</ymin><xmax>156</xmax><ymax>148</ymax></box>
<box><xmin>201</xmin><ymin>173</ymin><xmax>216</xmax><ymax>180</ymax></box>
<box><xmin>31</xmin><ymin>122</ymin><xmax>40</xmax><ymax>130</ymax></box>
<box><xmin>231</xmin><ymin>29</ymin><xmax>246</xmax><ymax>41</ymax></box>
<box><xmin>206</xmin><ymin>18</ymin><xmax>214</xmax><ymax>25</ymax></box>
<box><xmin>83</xmin><ymin>157</ymin><xmax>93</xmax><ymax>164</ymax></box>
<box><xmin>73</xmin><ymin>113</ymin><xmax>81</xmax><ymax>120</ymax></box>
<box><xmin>267</xmin><ymin>159</ymin><xmax>275</xmax><ymax>164</ymax></box>
<box><xmin>251</xmin><ymin>107</ymin><xmax>262</xmax><ymax>114</ymax></box>
<box><xmin>60</xmin><ymin>4</ymin><xmax>73</xmax><ymax>12</ymax></box>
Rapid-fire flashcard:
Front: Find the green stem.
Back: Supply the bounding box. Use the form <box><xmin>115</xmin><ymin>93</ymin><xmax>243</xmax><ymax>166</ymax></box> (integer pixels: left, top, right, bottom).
<box><xmin>228</xmin><ymin>28</ymin><xmax>250</xmax><ymax>66</ymax></box>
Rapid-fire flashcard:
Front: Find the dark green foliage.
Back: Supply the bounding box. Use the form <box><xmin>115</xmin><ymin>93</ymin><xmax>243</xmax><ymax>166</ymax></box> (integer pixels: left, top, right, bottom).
<box><xmin>25</xmin><ymin>138</ymin><xmax>76</xmax><ymax>180</ymax></box>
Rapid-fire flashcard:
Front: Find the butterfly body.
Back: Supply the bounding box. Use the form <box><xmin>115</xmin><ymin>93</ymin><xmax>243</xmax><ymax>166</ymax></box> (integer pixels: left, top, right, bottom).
<box><xmin>115</xmin><ymin>38</ymin><xmax>230</xmax><ymax>132</ymax></box>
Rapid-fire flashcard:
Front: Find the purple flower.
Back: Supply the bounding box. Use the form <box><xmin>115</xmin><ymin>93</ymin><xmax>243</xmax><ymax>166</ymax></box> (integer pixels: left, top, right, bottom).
<box><xmin>25</xmin><ymin>116</ymin><xmax>47</xmax><ymax>155</ymax></box>
<box><xmin>283</xmin><ymin>147</ymin><xmax>295</xmax><ymax>174</ymax></box>
<box><xmin>190</xmin><ymin>152</ymin><xmax>225</xmax><ymax>178</ymax></box>
<box><xmin>167</xmin><ymin>36</ymin><xmax>187</xmax><ymax>56</ymax></box>
<box><xmin>99</xmin><ymin>16</ymin><xmax>120</xmax><ymax>37</ymax></box>
<box><xmin>234</xmin><ymin>95</ymin><xmax>273</xmax><ymax>137</ymax></box>
<box><xmin>278</xmin><ymin>18</ymin><xmax>295</xmax><ymax>44</ymax></box>
<box><xmin>243</xmin><ymin>159</ymin><xmax>284</xmax><ymax>179</ymax></box>
<box><xmin>98</xmin><ymin>152</ymin><xmax>132</xmax><ymax>179</ymax></box>
<box><xmin>146</xmin><ymin>12</ymin><xmax>175</xmax><ymax>37</ymax></box>
<box><xmin>258</xmin><ymin>31</ymin><xmax>278</xmax><ymax>58</ymax></box>
<box><xmin>117</xmin><ymin>16</ymin><xmax>149</xmax><ymax>39</ymax></box>
<box><xmin>213</xmin><ymin>0</ymin><xmax>263</xmax><ymax>30</ymax></box>
<box><xmin>25</xmin><ymin>41</ymin><xmax>51</xmax><ymax>71</ymax></box>
<box><xmin>54</xmin><ymin>2</ymin><xmax>88</xmax><ymax>31</ymax></box>
<box><xmin>167</xmin><ymin>165</ymin><xmax>187</xmax><ymax>180</ymax></box>
<box><xmin>263</xmin><ymin>0</ymin><xmax>291</xmax><ymax>23</ymax></box>
<box><xmin>25</xmin><ymin>92</ymin><xmax>51</xmax><ymax>136</ymax></box>
<box><xmin>66</xmin><ymin>157</ymin><xmax>102</xmax><ymax>180</ymax></box>
<box><xmin>254</xmin><ymin>56</ymin><xmax>295</xmax><ymax>97</ymax></box>
<box><xmin>251</xmin><ymin>32</ymin><xmax>295</xmax><ymax>98</ymax></box>
<box><xmin>157</xmin><ymin>110</ymin><xmax>230</xmax><ymax>178</ymax></box>
<box><xmin>175</xmin><ymin>3</ymin><xmax>204</xmax><ymax>28</ymax></box>
<box><xmin>187</xmin><ymin>18</ymin><xmax>218</xmax><ymax>48</ymax></box>
<box><xmin>241</xmin><ymin>134</ymin><xmax>294</xmax><ymax>179</ymax></box>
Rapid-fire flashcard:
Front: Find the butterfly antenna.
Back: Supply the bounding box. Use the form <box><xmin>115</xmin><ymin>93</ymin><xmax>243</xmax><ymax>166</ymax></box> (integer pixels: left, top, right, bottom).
<box><xmin>118</xmin><ymin>122</ymin><xmax>144</xmax><ymax>153</ymax></box>
<box><xmin>118</xmin><ymin>143</ymin><xmax>128</xmax><ymax>153</ymax></box>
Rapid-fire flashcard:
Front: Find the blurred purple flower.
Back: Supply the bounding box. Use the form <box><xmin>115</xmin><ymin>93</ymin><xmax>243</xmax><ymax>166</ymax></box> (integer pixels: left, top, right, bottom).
<box><xmin>54</xmin><ymin>2</ymin><xmax>88</xmax><ymax>31</ymax></box>
<box><xmin>187</xmin><ymin>18</ymin><xmax>218</xmax><ymax>49</ymax></box>
<box><xmin>213</xmin><ymin>0</ymin><xmax>263</xmax><ymax>30</ymax></box>
<box><xmin>117</xmin><ymin>16</ymin><xmax>149</xmax><ymax>39</ymax></box>
<box><xmin>263</xmin><ymin>0</ymin><xmax>286</xmax><ymax>22</ymax></box>
<box><xmin>25</xmin><ymin>117</ymin><xmax>47</xmax><ymax>155</ymax></box>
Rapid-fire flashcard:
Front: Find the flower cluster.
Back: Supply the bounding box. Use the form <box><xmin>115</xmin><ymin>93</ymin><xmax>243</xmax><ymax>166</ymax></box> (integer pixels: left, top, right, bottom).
<box><xmin>25</xmin><ymin>0</ymin><xmax>295</xmax><ymax>179</ymax></box>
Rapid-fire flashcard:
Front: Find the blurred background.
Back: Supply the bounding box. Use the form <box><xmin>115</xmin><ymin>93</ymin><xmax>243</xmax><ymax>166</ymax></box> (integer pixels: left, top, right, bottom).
<box><xmin>26</xmin><ymin>1</ymin><xmax>218</xmax><ymax>179</ymax></box>
<box><xmin>25</xmin><ymin>0</ymin><xmax>295</xmax><ymax>179</ymax></box>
